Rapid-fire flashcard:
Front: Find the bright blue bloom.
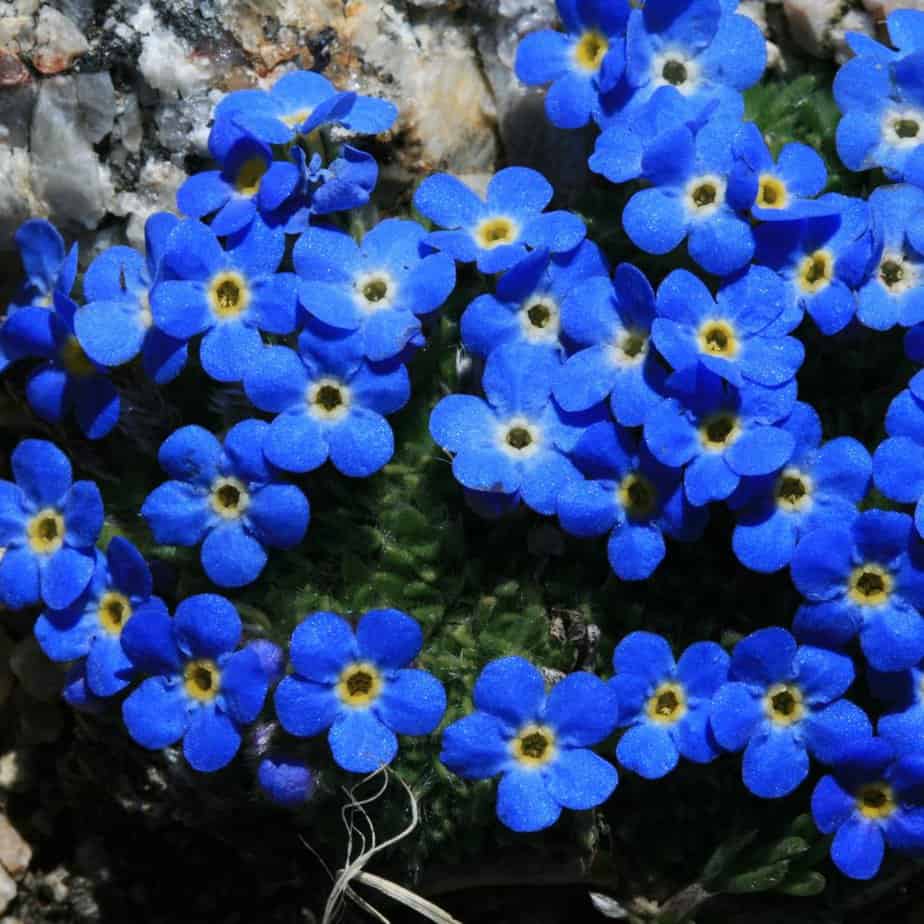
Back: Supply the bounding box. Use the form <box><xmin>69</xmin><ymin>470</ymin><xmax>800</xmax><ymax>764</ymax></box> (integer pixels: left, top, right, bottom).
<box><xmin>62</xmin><ymin>662</ymin><xmax>105</xmax><ymax>714</ymax></box>
<box><xmin>753</xmin><ymin>196</ymin><xmax>879</xmax><ymax>335</ymax></box>
<box><xmin>258</xmin><ymin>754</ymin><xmax>317</xmax><ymax>807</ymax></box>
<box><xmin>812</xmin><ymin>737</ymin><xmax>924</xmax><ymax>880</ymax></box>
<box><xmin>557</xmin><ymin>422</ymin><xmax>707</xmax><ymax>580</ymax></box>
<box><xmin>711</xmin><ymin>627</ymin><xmax>871</xmax><ymax>798</ymax></box>
<box><xmin>73</xmin><ymin>213</ymin><xmax>187</xmax><ymax>384</ymax></box>
<box><xmin>10</xmin><ymin>218</ymin><xmax>77</xmax><ymax>312</ymax></box>
<box><xmin>834</xmin><ymin>10</ymin><xmax>924</xmax><ymax>185</ymax></box>
<box><xmin>0</xmin><ymin>439</ymin><xmax>103</xmax><ymax>611</ymax></box>
<box><xmin>429</xmin><ymin>343</ymin><xmax>601</xmax><ymax>516</ymax></box>
<box><xmin>610</xmin><ymin>631</ymin><xmax>727</xmax><ymax>778</ymax></box>
<box><xmin>731</xmin><ymin>123</ymin><xmax>832</xmax><ymax>221</ymax></box>
<box><xmin>150</xmin><ymin>218</ymin><xmax>296</xmax><ymax>383</ymax></box>
<box><xmin>413</xmin><ymin>167</ymin><xmax>586</xmax><ymax>274</ymax></box>
<box><xmin>461</xmin><ymin>241</ymin><xmax>608</xmax><ymax>359</ymax></box>
<box><xmin>791</xmin><ymin>510</ymin><xmax>924</xmax><ymax>672</ymax></box>
<box><xmin>731</xmin><ymin>402</ymin><xmax>871</xmax><ymax>573</ymax></box>
<box><xmin>440</xmin><ymin>656</ymin><xmax>618</xmax><ymax>832</ymax></box>
<box><xmin>623</xmin><ymin>0</ymin><xmax>764</xmax><ymax>123</ymax></box>
<box><xmin>2</xmin><ymin>294</ymin><xmax>121</xmax><ymax>439</ymax></box>
<box><xmin>622</xmin><ymin>116</ymin><xmax>757</xmax><ymax>276</ymax></box>
<box><xmin>868</xmin><ymin>660</ymin><xmax>924</xmax><ymax>756</ymax></box>
<box><xmin>653</xmin><ymin>266</ymin><xmax>803</xmax><ymax>389</ymax></box>
<box><xmin>553</xmin><ymin>262</ymin><xmax>665</xmax><ymax>427</ymax></box>
<box><xmin>514</xmin><ymin>0</ymin><xmax>629</xmax><ymax>129</ymax></box>
<box><xmin>857</xmin><ymin>184</ymin><xmax>924</xmax><ymax>330</ymax></box>
<box><xmin>243</xmin><ymin>323</ymin><xmax>409</xmax><ymax>477</ymax></box>
<box><xmin>248</xmin><ymin>639</ymin><xmax>286</xmax><ymax>686</ymax></box>
<box><xmin>141</xmin><ymin>421</ymin><xmax>310</xmax><ymax>589</ymax></box>
<box><xmin>294</xmin><ymin>220</ymin><xmax>456</xmax><ymax>362</ymax></box>
<box><xmin>34</xmin><ymin>537</ymin><xmax>167</xmax><ymax>697</ymax></box>
<box><xmin>643</xmin><ymin>366</ymin><xmax>797</xmax><ymax>507</ymax></box>
<box><xmin>208</xmin><ymin>70</ymin><xmax>397</xmax><ymax>163</ymax></box>
<box><xmin>274</xmin><ymin>609</ymin><xmax>446</xmax><ymax>774</ymax></box>
<box><xmin>121</xmin><ymin>594</ymin><xmax>270</xmax><ymax>772</ymax></box>
<box><xmin>874</xmin><ymin>380</ymin><xmax>924</xmax><ymax>537</ymax></box>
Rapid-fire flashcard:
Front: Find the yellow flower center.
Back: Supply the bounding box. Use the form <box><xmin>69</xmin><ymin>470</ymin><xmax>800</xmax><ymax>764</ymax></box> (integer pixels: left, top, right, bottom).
<box><xmin>645</xmin><ymin>682</ymin><xmax>687</xmax><ymax>725</ymax></box>
<box><xmin>336</xmin><ymin>661</ymin><xmax>383</xmax><ymax>707</ymax></box>
<box><xmin>573</xmin><ymin>30</ymin><xmax>608</xmax><ymax>72</ymax></box>
<box><xmin>282</xmin><ymin>107</ymin><xmax>312</xmax><ymax>128</ymax></box>
<box><xmin>757</xmin><ymin>175</ymin><xmax>788</xmax><ymax>210</ymax></box>
<box><xmin>848</xmin><ymin>564</ymin><xmax>893</xmax><ymax>606</ymax></box>
<box><xmin>60</xmin><ymin>336</ymin><xmax>95</xmax><ymax>378</ymax></box>
<box><xmin>856</xmin><ymin>782</ymin><xmax>896</xmax><ymax>820</ymax></box>
<box><xmin>764</xmin><ymin>683</ymin><xmax>804</xmax><ymax>726</ymax></box>
<box><xmin>475</xmin><ymin>217</ymin><xmax>518</xmax><ymax>250</ymax></box>
<box><xmin>697</xmin><ymin>320</ymin><xmax>738</xmax><ymax>358</ymax></box>
<box><xmin>511</xmin><ymin>723</ymin><xmax>557</xmax><ymax>767</ymax></box>
<box><xmin>618</xmin><ymin>472</ymin><xmax>657</xmax><ymax>519</ymax></box>
<box><xmin>183</xmin><ymin>658</ymin><xmax>221</xmax><ymax>702</ymax></box>
<box><xmin>775</xmin><ymin>468</ymin><xmax>812</xmax><ymax>512</ymax></box>
<box><xmin>698</xmin><ymin>412</ymin><xmax>741</xmax><ymax>452</ymax></box>
<box><xmin>234</xmin><ymin>157</ymin><xmax>267</xmax><ymax>197</ymax></box>
<box><xmin>209</xmin><ymin>476</ymin><xmax>250</xmax><ymax>520</ymax></box>
<box><xmin>797</xmin><ymin>250</ymin><xmax>833</xmax><ymax>293</ymax></box>
<box><xmin>208</xmin><ymin>271</ymin><xmax>250</xmax><ymax>319</ymax></box>
<box><xmin>307</xmin><ymin>378</ymin><xmax>351</xmax><ymax>421</ymax></box>
<box><xmin>27</xmin><ymin>509</ymin><xmax>65</xmax><ymax>555</ymax></box>
<box><xmin>98</xmin><ymin>591</ymin><xmax>132</xmax><ymax>636</ymax></box>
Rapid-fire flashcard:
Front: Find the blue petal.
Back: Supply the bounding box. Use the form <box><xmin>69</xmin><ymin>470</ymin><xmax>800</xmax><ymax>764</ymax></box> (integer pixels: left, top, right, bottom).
<box><xmin>141</xmin><ymin>481</ymin><xmax>209</xmax><ymax>546</ymax></box>
<box><xmin>142</xmin><ymin>330</ymin><xmax>188</xmax><ymax>385</ymax></box>
<box><xmin>793</xmin><ymin>644</ymin><xmax>856</xmax><ymax>704</ymax></box>
<box><xmin>0</xmin><ymin>547</ymin><xmax>40</xmax><ymax>610</ymax></box>
<box><xmin>710</xmin><ymin>682</ymin><xmax>763</xmax><ymax>750</ymax></box>
<box><xmin>34</xmin><ymin>607</ymin><xmax>94</xmax><ymax>662</ymax></box>
<box><xmin>623</xmin><ymin>187</ymin><xmax>687</xmax><ymax>255</ymax></box>
<box><xmin>243</xmin><ymin>345</ymin><xmax>309</xmax><ymax>413</ymax></box>
<box><xmin>12</xmin><ymin>438</ymin><xmax>71</xmax><ymax>505</ymax></box>
<box><xmin>725</xmin><ymin>425</ymin><xmax>795</xmax><ymax>476</ymax></box>
<box><xmin>122</xmin><ymin>677</ymin><xmax>188</xmax><ymax>749</ymax></box>
<box><xmin>176</xmin><ymin>171</ymin><xmax>231</xmax><ymax>219</ymax></box>
<box><xmin>120</xmin><ymin>604</ymin><xmax>182</xmax><ymax>674</ymax></box>
<box><xmin>803</xmin><ymin>699</ymin><xmax>872</xmax><ymax>763</ymax></box>
<box><xmin>474</xmin><ymin>656</ymin><xmax>546</xmax><ymax>730</ymax></box>
<box><xmin>257</xmin><ymin>755</ymin><xmax>316</xmax><ymax>806</ymax></box>
<box><xmin>860</xmin><ymin>601</ymin><xmax>924</xmax><ymax>672</ymax></box>
<box><xmin>730</xmin><ymin>626</ymin><xmax>797</xmax><ymax>685</ymax></box>
<box><xmin>545</xmin><ymin>748</ymin><xmax>618</xmax><ymax>809</ymax></box>
<box><xmin>496</xmin><ymin>767</ymin><xmax>561</xmax><ymax>832</ymax></box>
<box><xmin>811</xmin><ymin>774</ymin><xmax>855</xmax><ymax>834</ymax></box>
<box><xmin>263</xmin><ymin>413</ymin><xmax>328</xmax><ymax>474</ymax></box>
<box><xmin>874</xmin><ymin>437</ymin><xmax>924</xmax><ymax>504</ymax></box>
<box><xmin>557</xmin><ymin>478</ymin><xmax>618</xmax><ymax>538</ymax></box>
<box><xmin>246</xmin><ymin>484</ymin><xmax>309</xmax><ymax>549</ymax></box>
<box><xmin>617</xmin><ymin>724</ymin><xmax>678</xmax><ymax>779</ymax></box>
<box><xmin>831</xmin><ymin>816</ymin><xmax>884</xmax><ymax>880</ymax></box>
<box><xmin>440</xmin><ymin>712</ymin><xmax>511</xmax><ymax>779</ymax></box>
<box><xmin>612</xmin><ymin>631</ymin><xmax>674</xmax><ymax>682</ymax></box>
<box><xmin>743</xmin><ymin>728</ymin><xmax>809</xmax><ymax>797</ymax></box>
<box><xmin>42</xmin><ymin>547</ymin><xmax>95</xmax><ymax>609</ymax></box>
<box><xmin>376</xmin><ymin>668</ymin><xmax>446</xmax><ymax>734</ymax></box>
<box><xmin>274</xmin><ymin>675</ymin><xmax>340</xmax><ymax>737</ymax></box>
<box><xmin>790</xmin><ymin>525</ymin><xmax>851</xmax><ymax>600</ymax></box>
<box><xmin>520</xmin><ymin>451</ymin><xmax>580</xmax><ymax>516</ymax></box>
<box><xmin>74</xmin><ymin>300</ymin><xmax>146</xmax><ymax>367</ymax></box>
<box><xmin>608</xmin><ymin>521</ymin><xmax>666</xmax><ymax>580</ymax></box>
<box><xmin>676</xmin><ymin>641</ymin><xmax>730</xmax><ymax>698</ymax></box>
<box><xmin>684</xmin><ymin>452</ymin><xmax>739</xmax><ymax>506</ymax></box>
<box><xmin>158</xmin><ymin>424</ymin><xmax>222</xmax><ymax>486</ymax></box>
<box><xmin>356</xmin><ymin>608</ymin><xmax>422</xmax><ymax>669</ymax></box>
<box><xmin>151</xmin><ymin>280</ymin><xmax>210</xmax><ymax>339</ymax></box>
<box><xmin>174</xmin><ymin>593</ymin><xmax>242</xmax><ymax>659</ymax></box>
<box><xmin>60</xmin><ymin>481</ymin><xmax>102</xmax><ymax>549</ymax></box>
<box><xmin>183</xmin><ymin>706</ymin><xmax>241</xmax><ymax>772</ymax></box>
<box><xmin>413</xmin><ymin>174</ymin><xmax>483</xmax><ymax>229</ymax></box>
<box><xmin>249</xmin><ymin>273</ymin><xmax>298</xmax><ymax>335</ymax></box>
<box><xmin>544</xmin><ymin>671</ymin><xmax>618</xmax><ymax>746</ymax></box>
<box><xmin>201</xmin><ymin>523</ymin><xmax>267</xmax><ymax>588</ymax></box>
<box><xmin>289</xmin><ymin>611</ymin><xmax>356</xmax><ymax>682</ymax></box>
<box><xmin>327</xmin><ymin>408</ymin><xmax>394</xmax><ymax>477</ymax></box>
<box><xmin>329</xmin><ymin>708</ymin><xmax>398</xmax><ymax>773</ymax></box>
<box><xmin>86</xmin><ymin>634</ymin><xmax>135</xmax><ymax>696</ymax></box>
<box><xmin>220</xmin><ymin>646</ymin><xmax>269</xmax><ymax>723</ymax></box>
<box><xmin>515</xmin><ymin>29</ymin><xmax>570</xmax><ymax>85</ymax></box>
<box><xmin>199</xmin><ymin>321</ymin><xmax>264</xmax><ymax>383</ymax></box>
<box><xmin>732</xmin><ymin>508</ymin><xmax>797</xmax><ymax>573</ymax></box>
<box><xmin>688</xmin><ymin>212</ymin><xmax>755</xmax><ymax>277</ymax></box>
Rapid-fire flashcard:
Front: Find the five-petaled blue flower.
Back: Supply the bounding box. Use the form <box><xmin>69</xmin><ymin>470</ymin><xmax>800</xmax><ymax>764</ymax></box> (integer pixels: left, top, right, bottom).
<box><xmin>440</xmin><ymin>656</ymin><xmax>618</xmax><ymax>832</ymax></box>
<box><xmin>731</xmin><ymin>402</ymin><xmax>871</xmax><ymax>573</ymax></box>
<box><xmin>121</xmin><ymin>594</ymin><xmax>270</xmax><ymax>772</ymax></box>
<box><xmin>9</xmin><ymin>218</ymin><xmax>77</xmax><ymax>312</ymax></box>
<box><xmin>141</xmin><ymin>420</ymin><xmax>310</xmax><ymax>588</ymax></box>
<box><xmin>274</xmin><ymin>609</ymin><xmax>446</xmax><ymax>773</ymax></box>
<box><xmin>150</xmin><ymin>218</ymin><xmax>296</xmax><ymax>383</ymax></box>
<box><xmin>711</xmin><ymin>627</ymin><xmax>871</xmax><ymax>798</ymax></box>
<box><xmin>295</xmin><ymin>220</ymin><xmax>456</xmax><ymax>362</ymax></box>
<box><xmin>557</xmin><ymin>422</ymin><xmax>707</xmax><ymax>580</ymax></box>
<box><xmin>791</xmin><ymin>510</ymin><xmax>924</xmax><ymax>672</ymax></box>
<box><xmin>812</xmin><ymin>737</ymin><xmax>924</xmax><ymax>880</ymax></box>
<box><xmin>413</xmin><ymin>167</ymin><xmax>586</xmax><ymax>274</ymax></box>
<box><xmin>0</xmin><ymin>440</ymin><xmax>103</xmax><ymax>611</ymax></box>
<box><xmin>610</xmin><ymin>631</ymin><xmax>728</xmax><ymax>778</ymax></box>
<box><xmin>243</xmin><ymin>323</ymin><xmax>410</xmax><ymax>477</ymax></box>
<box><xmin>515</xmin><ymin>0</ymin><xmax>628</xmax><ymax>129</ymax></box>
<box><xmin>34</xmin><ymin>536</ymin><xmax>167</xmax><ymax>696</ymax></box>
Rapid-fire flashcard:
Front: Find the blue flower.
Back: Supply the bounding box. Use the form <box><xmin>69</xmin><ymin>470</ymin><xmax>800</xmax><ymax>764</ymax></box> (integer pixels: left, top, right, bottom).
<box><xmin>34</xmin><ymin>537</ymin><xmax>167</xmax><ymax>697</ymax></box>
<box><xmin>753</xmin><ymin>196</ymin><xmax>879</xmax><ymax>335</ymax></box>
<box><xmin>514</xmin><ymin>0</ymin><xmax>629</xmax><ymax>129</ymax></box>
<box><xmin>294</xmin><ymin>220</ymin><xmax>456</xmax><ymax>362</ymax></box>
<box><xmin>2</xmin><ymin>295</ymin><xmax>121</xmax><ymax>439</ymax></box>
<box><xmin>710</xmin><ymin>627</ymin><xmax>871</xmax><ymax>798</ymax></box>
<box><xmin>461</xmin><ymin>242</ymin><xmax>608</xmax><ymax>359</ymax></box>
<box><xmin>731</xmin><ymin>402</ymin><xmax>871</xmax><ymax>573</ymax></box>
<box><xmin>643</xmin><ymin>365</ymin><xmax>797</xmax><ymax>507</ymax></box>
<box><xmin>557</xmin><ymin>422</ymin><xmax>707</xmax><ymax>580</ymax></box>
<box><xmin>72</xmin><ymin>212</ymin><xmax>187</xmax><ymax>384</ymax></box>
<box><xmin>812</xmin><ymin>737</ymin><xmax>924</xmax><ymax>880</ymax></box>
<box><xmin>624</xmin><ymin>0</ymin><xmax>765</xmax><ymax>123</ymax></box>
<box><xmin>622</xmin><ymin>116</ymin><xmax>756</xmax><ymax>276</ymax></box>
<box><xmin>653</xmin><ymin>266</ymin><xmax>803</xmax><ymax>389</ymax></box>
<box><xmin>9</xmin><ymin>218</ymin><xmax>77</xmax><ymax>312</ymax></box>
<box><xmin>791</xmin><ymin>510</ymin><xmax>924</xmax><ymax>672</ymax></box>
<box><xmin>553</xmin><ymin>262</ymin><xmax>666</xmax><ymax>427</ymax></box>
<box><xmin>834</xmin><ymin>10</ymin><xmax>924</xmax><ymax>185</ymax></box>
<box><xmin>413</xmin><ymin>167</ymin><xmax>586</xmax><ymax>274</ymax></box>
<box><xmin>429</xmin><ymin>343</ymin><xmax>600</xmax><ymax>516</ymax></box>
<box><xmin>0</xmin><ymin>439</ymin><xmax>102</xmax><ymax>611</ymax></box>
<box><xmin>208</xmin><ymin>70</ymin><xmax>397</xmax><ymax>163</ymax></box>
<box><xmin>258</xmin><ymin>754</ymin><xmax>317</xmax><ymax>807</ymax></box>
<box><xmin>857</xmin><ymin>184</ymin><xmax>924</xmax><ymax>330</ymax></box>
<box><xmin>868</xmin><ymin>661</ymin><xmax>924</xmax><ymax>756</ymax></box>
<box><xmin>150</xmin><ymin>218</ymin><xmax>296</xmax><ymax>383</ymax></box>
<box><xmin>440</xmin><ymin>656</ymin><xmax>618</xmax><ymax>832</ymax></box>
<box><xmin>731</xmin><ymin>123</ymin><xmax>832</xmax><ymax>221</ymax></box>
<box><xmin>274</xmin><ymin>609</ymin><xmax>446</xmax><ymax>773</ymax></box>
<box><xmin>141</xmin><ymin>421</ymin><xmax>310</xmax><ymax>588</ymax></box>
<box><xmin>243</xmin><ymin>324</ymin><xmax>410</xmax><ymax>477</ymax></box>
<box><xmin>874</xmin><ymin>381</ymin><xmax>924</xmax><ymax>537</ymax></box>
<box><xmin>121</xmin><ymin>594</ymin><xmax>270</xmax><ymax>772</ymax></box>
<box><xmin>610</xmin><ymin>632</ymin><xmax>728</xmax><ymax>778</ymax></box>
<box><xmin>62</xmin><ymin>662</ymin><xmax>105</xmax><ymax>714</ymax></box>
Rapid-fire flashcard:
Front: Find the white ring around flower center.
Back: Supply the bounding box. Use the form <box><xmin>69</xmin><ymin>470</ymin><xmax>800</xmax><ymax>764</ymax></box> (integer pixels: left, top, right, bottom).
<box><xmin>519</xmin><ymin>294</ymin><xmax>560</xmax><ymax>343</ymax></box>
<box><xmin>684</xmin><ymin>174</ymin><xmax>726</xmax><ymax>219</ymax></box>
<box><xmin>354</xmin><ymin>270</ymin><xmax>397</xmax><ymax>313</ymax></box>
<box><xmin>651</xmin><ymin>50</ymin><xmax>700</xmax><ymax>95</ymax></box>
<box><xmin>883</xmin><ymin>106</ymin><xmax>924</xmax><ymax>150</ymax></box>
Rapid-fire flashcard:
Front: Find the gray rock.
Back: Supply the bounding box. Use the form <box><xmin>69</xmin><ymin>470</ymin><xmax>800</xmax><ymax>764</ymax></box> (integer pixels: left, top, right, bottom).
<box><xmin>0</xmin><ymin>815</ymin><xmax>32</xmax><ymax>880</ymax></box>
<box><xmin>0</xmin><ymin>866</ymin><xmax>16</xmax><ymax>916</ymax></box>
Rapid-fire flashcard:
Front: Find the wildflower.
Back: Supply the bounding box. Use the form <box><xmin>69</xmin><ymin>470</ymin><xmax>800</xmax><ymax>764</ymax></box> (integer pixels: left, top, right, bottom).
<box><xmin>274</xmin><ymin>609</ymin><xmax>446</xmax><ymax>773</ymax></box>
<box><xmin>0</xmin><ymin>439</ymin><xmax>102</xmax><ymax>610</ymax></box>
<box><xmin>711</xmin><ymin>627</ymin><xmax>871</xmax><ymax>798</ymax></box>
<box><xmin>413</xmin><ymin>167</ymin><xmax>586</xmax><ymax>274</ymax></box>
<box><xmin>9</xmin><ymin>218</ymin><xmax>77</xmax><ymax>312</ymax></box>
<box><xmin>121</xmin><ymin>594</ymin><xmax>270</xmax><ymax>772</ymax></box>
<box><xmin>873</xmin><ymin>383</ymin><xmax>924</xmax><ymax>537</ymax></box>
<box><xmin>791</xmin><ymin>510</ymin><xmax>924</xmax><ymax>672</ymax></box>
<box><xmin>34</xmin><ymin>537</ymin><xmax>167</xmax><ymax>696</ymax></box>
<box><xmin>812</xmin><ymin>737</ymin><xmax>924</xmax><ymax>879</ymax></box>
<box><xmin>258</xmin><ymin>753</ymin><xmax>318</xmax><ymax>807</ymax></box>
<box><xmin>243</xmin><ymin>324</ymin><xmax>410</xmax><ymax>477</ymax></box>
<box><xmin>557</xmin><ymin>422</ymin><xmax>707</xmax><ymax>580</ymax></box>
<box><xmin>515</xmin><ymin>0</ymin><xmax>629</xmax><ymax>129</ymax></box>
<box><xmin>294</xmin><ymin>220</ymin><xmax>456</xmax><ymax>362</ymax></box>
<box><xmin>150</xmin><ymin>218</ymin><xmax>296</xmax><ymax>383</ymax></box>
<box><xmin>731</xmin><ymin>402</ymin><xmax>871</xmax><ymax>573</ymax></box>
<box><xmin>141</xmin><ymin>420</ymin><xmax>310</xmax><ymax>588</ymax></box>
<box><xmin>440</xmin><ymin>656</ymin><xmax>618</xmax><ymax>832</ymax></box>
<box><xmin>868</xmin><ymin>660</ymin><xmax>924</xmax><ymax>755</ymax></box>
<box><xmin>610</xmin><ymin>632</ymin><xmax>728</xmax><ymax>778</ymax></box>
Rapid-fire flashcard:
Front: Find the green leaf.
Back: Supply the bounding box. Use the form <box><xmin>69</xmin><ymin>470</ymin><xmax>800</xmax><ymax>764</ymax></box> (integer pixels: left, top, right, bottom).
<box><xmin>701</xmin><ymin>830</ymin><xmax>758</xmax><ymax>884</ymax></box>
<box><xmin>777</xmin><ymin>870</ymin><xmax>827</xmax><ymax>897</ymax></box>
<box><xmin>722</xmin><ymin>861</ymin><xmax>791</xmax><ymax>894</ymax></box>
